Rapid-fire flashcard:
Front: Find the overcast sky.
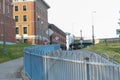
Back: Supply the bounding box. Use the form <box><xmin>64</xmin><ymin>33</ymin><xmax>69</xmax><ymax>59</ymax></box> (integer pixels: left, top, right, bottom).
<box><xmin>46</xmin><ymin>0</ymin><xmax>120</xmax><ymax>39</ymax></box>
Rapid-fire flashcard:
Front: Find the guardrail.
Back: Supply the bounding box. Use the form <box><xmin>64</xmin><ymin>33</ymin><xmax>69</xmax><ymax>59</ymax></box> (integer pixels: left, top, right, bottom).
<box><xmin>24</xmin><ymin>44</ymin><xmax>120</xmax><ymax>80</ymax></box>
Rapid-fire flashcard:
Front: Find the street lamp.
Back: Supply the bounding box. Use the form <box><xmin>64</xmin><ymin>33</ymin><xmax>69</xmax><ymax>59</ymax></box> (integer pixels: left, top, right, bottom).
<box><xmin>3</xmin><ymin>0</ymin><xmax>7</xmax><ymax>54</ymax></box>
<box><xmin>80</xmin><ymin>30</ymin><xmax>82</xmax><ymax>38</ymax></box>
<box><xmin>41</xmin><ymin>21</ymin><xmax>44</xmax><ymax>45</ymax></box>
<box><xmin>91</xmin><ymin>11</ymin><xmax>96</xmax><ymax>45</ymax></box>
<box><xmin>80</xmin><ymin>30</ymin><xmax>83</xmax><ymax>48</ymax></box>
<box><xmin>37</xmin><ymin>16</ymin><xmax>40</xmax><ymax>44</ymax></box>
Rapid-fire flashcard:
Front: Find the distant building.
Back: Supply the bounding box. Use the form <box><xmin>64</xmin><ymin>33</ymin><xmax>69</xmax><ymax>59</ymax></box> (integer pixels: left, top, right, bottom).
<box><xmin>74</xmin><ymin>36</ymin><xmax>99</xmax><ymax>44</ymax></box>
<box><xmin>66</xmin><ymin>33</ymin><xmax>74</xmax><ymax>50</ymax></box>
<box><xmin>48</xmin><ymin>24</ymin><xmax>66</xmax><ymax>49</ymax></box>
<box><xmin>13</xmin><ymin>0</ymin><xmax>50</xmax><ymax>44</ymax></box>
<box><xmin>82</xmin><ymin>39</ymin><xmax>100</xmax><ymax>44</ymax></box>
<box><xmin>0</xmin><ymin>0</ymin><xmax>16</xmax><ymax>43</ymax></box>
<box><xmin>99</xmin><ymin>38</ymin><xmax>120</xmax><ymax>43</ymax></box>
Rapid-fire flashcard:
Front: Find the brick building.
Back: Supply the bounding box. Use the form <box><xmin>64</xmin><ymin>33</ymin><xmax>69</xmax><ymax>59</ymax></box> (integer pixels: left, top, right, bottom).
<box><xmin>13</xmin><ymin>0</ymin><xmax>50</xmax><ymax>44</ymax></box>
<box><xmin>0</xmin><ymin>0</ymin><xmax>16</xmax><ymax>43</ymax></box>
<box><xmin>48</xmin><ymin>24</ymin><xmax>66</xmax><ymax>49</ymax></box>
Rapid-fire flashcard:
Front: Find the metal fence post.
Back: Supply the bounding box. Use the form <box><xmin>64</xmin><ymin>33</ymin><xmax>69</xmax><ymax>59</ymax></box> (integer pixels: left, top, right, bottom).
<box><xmin>44</xmin><ymin>55</ymin><xmax>47</xmax><ymax>80</ymax></box>
<box><xmin>30</xmin><ymin>54</ymin><xmax>32</xmax><ymax>79</ymax></box>
<box><xmin>84</xmin><ymin>57</ymin><xmax>90</xmax><ymax>80</ymax></box>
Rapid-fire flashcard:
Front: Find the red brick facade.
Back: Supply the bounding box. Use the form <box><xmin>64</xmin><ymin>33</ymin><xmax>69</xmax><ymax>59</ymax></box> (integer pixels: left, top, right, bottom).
<box><xmin>34</xmin><ymin>1</ymin><xmax>50</xmax><ymax>44</ymax></box>
<box><xmin>0</xmin><ymin>0</ymin><xmax>16</xmax><ymax>43</ymax></box>
<box><xmin>49</xmin><ymin>24</ymin><xmax>66</xmax><ymax>49</ymax></box>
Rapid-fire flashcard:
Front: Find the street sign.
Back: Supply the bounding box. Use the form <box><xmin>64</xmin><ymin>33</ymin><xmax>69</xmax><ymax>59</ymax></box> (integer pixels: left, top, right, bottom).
<box><xmin>55</xmin><ymin>36</ymin><xmax>59</xmax><ymax>40</ymax></box>
<box><xmin>46</xmin><ymin>29</ymin><xmax>54</xmax><ymax>36</ymax></box>
<box><xmin>44</xmin><ymin>40</ymin><xmax>48</xmax><ymax>45</ymax></box>
<box><xmin>80</xmin><ymin>40</ymin><xmax>83</xmax><ymax>44</ymax></box>
<box><xmin>80</xmin><ymin>37</ymin><xmax>83</xmax><ymax>40</ymax></box>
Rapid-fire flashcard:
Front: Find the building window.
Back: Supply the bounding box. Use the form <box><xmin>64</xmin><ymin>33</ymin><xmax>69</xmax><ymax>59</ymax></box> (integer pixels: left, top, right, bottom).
<box><xmin>15</xmin><ymin>16</ymin><xmax>19</xmax><ymax>22</ymax></box>
<box><xmin>24</xmin><ymin>39</ymin><xmax>27</xmax><ymax>43</ymax></box>
<box><xmin>16</xmin><ymin>27</ymin><xmax>19</xmax><ymax>34</ymax></box>
<box><xmin>23</xmin><ymin>27</ymin><xmax>27</xmax><ymax>34</ymax></box>
<box><xmin>15</xmin><ymin>6</ymin><xmax>18</xmax><ymax>11</ymax></box>
<box><xmin>23</xmin><ymin>5</ymin><xmax>27</xmax><ymax>11</ymax></box>
<box><xmin>0</xmin><ymin>2</ymin><xmax>1</xmax><ymax>10</ymax></box>
<box><xmin>23</xmin><ymin>15</ymin><xmax>27</xmax><ymax>21</ymax></box>
<box><xmin>14</xmin><ymin>0</ymin><xmax>18</xmax><ymax>2</ymax></box>
<box><xmin>7</xmin><ymin>0</ymin><xmax>10</xmax><ymax>2</ymax></box>
<box><xmin>7</xmin><ymin>6</ymin><xmax>10</xmax><ymax>13</ymax></box>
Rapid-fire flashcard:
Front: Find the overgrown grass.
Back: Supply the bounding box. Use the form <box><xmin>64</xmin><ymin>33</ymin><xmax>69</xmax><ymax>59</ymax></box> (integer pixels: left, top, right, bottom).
<box><xmin>0</xmin><ymin>43</ymin><xmax>31</xmax><ymax>63</ymax></box>
<box><xmin>84</xmin><ymin>42</ymin><xmax>120</xmax><ymax>63</ymax></box>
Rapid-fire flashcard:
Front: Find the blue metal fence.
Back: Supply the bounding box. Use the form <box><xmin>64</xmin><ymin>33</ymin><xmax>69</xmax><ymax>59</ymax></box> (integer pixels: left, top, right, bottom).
<box><xmin>24</xmin><ymin>44</ymin><xmax>120</xmax><ymax>80</ymax></box>
<box><xmin>24</xmin><ymin>44</ymin><xmax>61</xmax><ymax>80</ymax></box>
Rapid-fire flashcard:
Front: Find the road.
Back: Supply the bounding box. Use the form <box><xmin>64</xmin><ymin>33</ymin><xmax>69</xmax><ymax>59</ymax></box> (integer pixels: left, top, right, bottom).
<box><xmin>0</xmin><ymin>57</ymin><xmax>23</xmax><ymax>80</ymax></box>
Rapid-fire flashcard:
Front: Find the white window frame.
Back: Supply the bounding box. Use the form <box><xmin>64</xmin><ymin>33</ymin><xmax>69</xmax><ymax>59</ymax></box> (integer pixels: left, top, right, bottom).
<box><xmin>23</xmin><ymin>0</ymin><xmax>27</xmax><ymax>1</ymax></box>
<box><xmin>23</xmin><ymin>26</ymin><xmax>28</xmax><ymax>34</ymax></box>
<box><xmin>16</xmin><ymin>27</ymin><xmax>19</xmax><ymax>34</ymax></box>
<box><xmin>15</xmin><ymin>16</ymin><xmax>19</xmax><ymax>22</ymax></box>
<box><xmin>23</xmin><ymin>5</ymin><xmax>27</xmax><ymax>11</ymax></box>
<box><xmin>23</xmin><ymin>15</ymin><xmax>27</xmax><ymax>22</ymax></box>
<box><xmin>14</xmin><ymin>5</ymin><xmax>18</xmax><ymax>11</ymax></box>
<box><xmin>14</xmin><ymin>0</ymin><xmax>19</xmax><ymax>2</ymax></box>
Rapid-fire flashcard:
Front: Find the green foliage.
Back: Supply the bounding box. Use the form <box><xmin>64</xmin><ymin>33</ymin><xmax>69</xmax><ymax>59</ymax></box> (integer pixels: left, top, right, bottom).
<box><xmin>0</xmin><ymin>43</ymin><xmax>31</xmax><ymax>63</ymax></box>
<box><xmin>84</xmin><ymin>42</ymin><xmax>120</xmax><ymax>63</ymax></box>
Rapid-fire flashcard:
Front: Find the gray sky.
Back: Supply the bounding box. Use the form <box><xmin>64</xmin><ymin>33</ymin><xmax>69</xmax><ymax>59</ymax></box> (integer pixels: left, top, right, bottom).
<box><xmin>47</xmin><ymin>0</ymin><xmax>120</xmax><ymax>39</ymax></box>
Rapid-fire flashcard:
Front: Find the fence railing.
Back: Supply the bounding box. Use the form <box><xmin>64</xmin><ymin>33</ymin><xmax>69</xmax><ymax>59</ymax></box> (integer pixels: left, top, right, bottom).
<box><xmin>24</xmin><ymin>44</ymin><xmax>120</xmax><ymax>80</ymax></box>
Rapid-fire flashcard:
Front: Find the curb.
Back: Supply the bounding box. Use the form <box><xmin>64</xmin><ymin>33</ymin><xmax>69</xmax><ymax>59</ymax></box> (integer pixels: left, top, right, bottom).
<box><xmin>20</xmin><ymin>68</ymin><xmax>29</xmax><ymax>80</ymax></box>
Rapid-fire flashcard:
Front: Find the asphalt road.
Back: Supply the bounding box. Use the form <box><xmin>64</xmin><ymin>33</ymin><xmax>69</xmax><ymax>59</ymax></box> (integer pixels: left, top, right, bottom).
<box><xmin>0</xmin><ymin>57</ymin><xmax>23</xmax><ymax>80</ymax></box>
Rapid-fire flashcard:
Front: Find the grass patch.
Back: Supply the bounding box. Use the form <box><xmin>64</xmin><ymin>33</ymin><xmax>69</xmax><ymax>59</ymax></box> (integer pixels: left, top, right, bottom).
<box><xmin>0</xmin><ymin>43</ymin><xmax>31</xmax><ymax>63</ymax></box>
<box><xmin>84</xmin><ymin>42</ymin><xmax>120</xmax><ymax>63</ymax></box>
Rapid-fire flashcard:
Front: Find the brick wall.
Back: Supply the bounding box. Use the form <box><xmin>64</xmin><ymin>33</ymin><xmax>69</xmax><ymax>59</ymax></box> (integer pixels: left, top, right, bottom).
<box><xmin>49</xmin><ymin>24</ymin><xmax>66</xmax><ymax>49</ymax></box>
<box><xmin>0</xmin><ymin>0</ymin><xmax>16</xmax><ymax>43</ymax></box>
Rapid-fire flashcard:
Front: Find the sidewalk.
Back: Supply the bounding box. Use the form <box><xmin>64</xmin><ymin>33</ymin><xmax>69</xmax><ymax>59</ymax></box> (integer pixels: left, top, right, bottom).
<box><xmin>0</xmin><ymin>57</ymin><xmax>23</xmax><ymax>80</ymax></box>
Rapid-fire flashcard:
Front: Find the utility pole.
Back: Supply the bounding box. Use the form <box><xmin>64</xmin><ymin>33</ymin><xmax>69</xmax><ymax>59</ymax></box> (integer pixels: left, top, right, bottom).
<box><xmin>92</xmin><ymin>11</ymin><xmax>96</xmax><ymax>45</ymax></box>
<box><xmin>80</xmin><ymin>30</ymin><xmax>83</xmax><ymax>48</ymax></box>
<box><xmin>3</xmin><ymin>0</ymin><xmax>7</xmax><ymax>54</ymax></box>
<box><xmin>80</xmin><ymin>30</ymin><xmax>82</xmax><ymax>38</ymax></box>
<box><xmin>92</xmin><ymin>25</ymin><xmax>95</xmax><ymax>45</ymax></box>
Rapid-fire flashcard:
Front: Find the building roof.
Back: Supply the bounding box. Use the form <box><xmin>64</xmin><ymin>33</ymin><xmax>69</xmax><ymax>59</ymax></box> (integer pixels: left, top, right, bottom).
<box><xmin>13</xmin><ymin>0</ymin><xmax>50</xmax><ymax>9</ymax></box>
<box><xmin>41</xmin><ymin>0</ymin><xmax>50</xmax><ymax>9</ymax></box>
<box><xmin>48</xmin><ymin>24</ymin><xmax>66</xmax><ymax>37</ymax></box>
